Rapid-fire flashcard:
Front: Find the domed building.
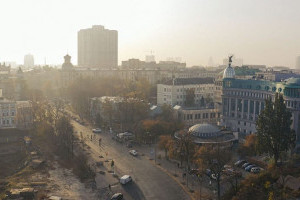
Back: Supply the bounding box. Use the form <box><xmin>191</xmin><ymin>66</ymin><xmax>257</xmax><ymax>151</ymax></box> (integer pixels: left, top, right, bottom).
<box><xmin>175</xmin><ymin>123</ymin><xmax>237</xmax><ymax>145</ymax></box>
<box><xmin>223</xmin><ymin>65</ymin><xmax>235</xmax><ymax>79</ymax></box>
<box><xmin>189</xmin><ymin>123</ymin><xmax>220</xmax><ymax>138</ymax></box>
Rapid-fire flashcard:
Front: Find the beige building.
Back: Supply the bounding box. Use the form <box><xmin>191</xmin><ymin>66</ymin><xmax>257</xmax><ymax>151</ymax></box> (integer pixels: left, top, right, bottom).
<box><xmin>173</xmin><ymin>105</ymin><xmax>221</xmax><ymax>127</ymax></box>
<box><xmin>78</xmin><ymin>25</ymin><xmax>118</xmax><ymax>68</ymax></box>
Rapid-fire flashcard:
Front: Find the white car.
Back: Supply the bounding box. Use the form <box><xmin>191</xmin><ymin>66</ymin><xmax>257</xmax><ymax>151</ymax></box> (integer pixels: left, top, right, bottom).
<box><xmin>92</xmin><ymin>128</ymin><xmax>102</xmax><ymax>133</ymax></box>
<box><xmin>120</xmin><ymin>175</ymin><xmax>132</xmax><ymax>185</ymax></box>
<box><xmin>129</xmin><ymin>150</ymin><xmax>138</xmax><ymax>156</ymax></box>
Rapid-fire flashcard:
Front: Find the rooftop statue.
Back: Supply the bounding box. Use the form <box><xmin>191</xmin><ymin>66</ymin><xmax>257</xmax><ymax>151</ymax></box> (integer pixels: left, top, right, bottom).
<box><xmin>229</xmin><ymin>55</ymin><xmax>233</xmax><ymax>63</ymax></box>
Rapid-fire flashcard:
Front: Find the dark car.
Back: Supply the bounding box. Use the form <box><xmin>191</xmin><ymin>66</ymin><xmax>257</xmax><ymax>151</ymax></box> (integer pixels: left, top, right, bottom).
<box><xmin>111</xmin><ymin>193</ymin><xmax>123</xmax><ymax>200</ymax></box>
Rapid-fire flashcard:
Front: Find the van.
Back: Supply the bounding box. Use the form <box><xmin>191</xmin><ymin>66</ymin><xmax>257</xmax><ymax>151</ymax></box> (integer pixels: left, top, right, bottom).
<box><xmin>120</xmin><ymin>175</ymin><xmax>132</xmax><ymax>185</ymax></box>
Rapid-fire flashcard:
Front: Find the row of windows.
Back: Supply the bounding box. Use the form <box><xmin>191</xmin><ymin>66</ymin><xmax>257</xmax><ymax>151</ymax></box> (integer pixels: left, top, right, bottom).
<box><xmin>1</xmin><ymin>119</ymin><xmax>14</xmax><ymax>125</ymax></box>
<box><xmin>176</xmin><ymin>94</ymin><xmax>213</xmax><ymax>99</ymax></box>
<box><xmin>224</xmin><ymin>90</ymin><xmax>272</xmax><ymax>99</ymax></box>
<box><xmin>183</xmin><ymin>113</ymin><xmax>221</xmax><ymax>120</ymax></box>
<box><xmin>2</xmin><ymin>112</ymin><xmax>14</xmax><ymax>116</ymax></box>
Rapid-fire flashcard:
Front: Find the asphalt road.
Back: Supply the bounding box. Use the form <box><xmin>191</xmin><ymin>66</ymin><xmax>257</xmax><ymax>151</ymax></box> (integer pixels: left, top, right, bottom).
<box><xmin>72</xmin><ymin>121</ymin><xmax>191</xmax><ymax>200</ymax></box>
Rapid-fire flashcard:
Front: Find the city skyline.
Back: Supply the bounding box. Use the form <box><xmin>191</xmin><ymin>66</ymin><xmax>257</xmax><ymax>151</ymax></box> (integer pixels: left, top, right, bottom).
<box><xmin>0</xmin><ymin>0</ymin><xmax>300</xmax><ymax>67</ymax></box>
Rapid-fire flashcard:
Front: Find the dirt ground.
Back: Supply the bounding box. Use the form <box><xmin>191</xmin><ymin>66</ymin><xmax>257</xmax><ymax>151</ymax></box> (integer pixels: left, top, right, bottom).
<box><xmin>0</xmin><ymin>130</ymin><xmax>99</xmax><ymax>200</ymax></box>
<box><xmin>0</xmin><ymin>130</ymin><xmax>28</xmax><ymax>179</ymax></box>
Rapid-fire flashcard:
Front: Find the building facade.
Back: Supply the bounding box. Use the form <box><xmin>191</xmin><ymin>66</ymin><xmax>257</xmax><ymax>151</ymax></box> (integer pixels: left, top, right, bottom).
<box><xmin>157</xmin><ymin>78</ymin><xmax>216</xmax><ymax>106</ymax></box>
<box><xmin>173</xmin><ymin>105</ymin><xmax>221</xmax><ymax>127</ymax></box>
<box><xmin>78</xmin><ymin>25</ymin><xmax>118</xmax><ymax>68</ymax></box>
<box><xmin>24</xmin><ymin>54</ymin><xmax>34</xmax><ymax>68</ymax></box>
<box><xmin>221</xmin><ymin>64</ymin><xmax>300</xmax><ymax>142</ymax></box>
<box><xmin>0</xmin><ymin>98</ymin><xmax>32</xmax><ymax>129</ymax></box>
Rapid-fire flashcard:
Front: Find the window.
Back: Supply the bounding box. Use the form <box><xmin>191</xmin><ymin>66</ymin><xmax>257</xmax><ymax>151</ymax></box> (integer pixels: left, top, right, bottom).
<box><xmin>244</xmin><ymin>122</ymin><xmax>246</xmax><ymax>126</ymax></box>
<box><xmin>244</xmin><ymin>100</ymin><xmax>248</xmax><ymax>113</ymax></box>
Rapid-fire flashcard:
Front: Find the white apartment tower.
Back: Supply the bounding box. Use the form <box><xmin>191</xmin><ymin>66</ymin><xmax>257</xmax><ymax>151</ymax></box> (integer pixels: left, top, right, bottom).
<box><xmin>78</xmin><ymin>25</ymin><xmax>118</xmax><ymax>68</ymax></box>
<box><xmin>24</xmin><ymin>54</ymin><xmax>34</xmax><ymax>68</ymax></box>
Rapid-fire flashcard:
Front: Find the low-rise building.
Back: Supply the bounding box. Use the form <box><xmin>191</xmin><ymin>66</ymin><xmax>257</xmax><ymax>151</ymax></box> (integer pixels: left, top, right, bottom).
<box><xmin>157</xmin><ymin>77</ymin><xmax>216</xmax><ymax>106</ymax></box>
<box><xmin>173</xmin><ymin>105</ymin><xmax>221</xmax><ymax>127</ymax></box>
<box><xmin>0</xmin><ymin>97</ymin><xmax>32</xmax><ymax>129</ymax></box>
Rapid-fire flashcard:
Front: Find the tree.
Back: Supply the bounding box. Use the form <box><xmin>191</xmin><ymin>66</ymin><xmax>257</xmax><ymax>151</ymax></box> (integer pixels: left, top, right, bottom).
<box><xmin>56</xmin><ymin>116</ymin><xmax>74</xmax><ymax>158</ymax></box>
<box><xmin>238</xmin><ymin>134</ymin><xmax>258</xmax><ymax>157</ymax></box>
<box><xmin>157</xmin><ymin>104</ymin><xmax>174</xmax><ymax>122</ymax></box>
<box><xmin>197</xmin><ymin>145</ymin><xmax>232</xmax><ymax>200</ymax></box>
<box><xmin>176</xmin><ymin>130</ymin><xmax>195</xmax><ymax>168</ymax></box>
<box><xmin>185</xmin><ymin>88</ymin><xmax>195</xmax><ymax>106</ymax></box>
<box><xmin>256</xmin><ymin>93</ymin><xmax>295</xmax><ymax>166</ymax></box>
<box><xmin>158</xmin><ymin>135</ymin><xmax>173</xmax><ymax>159</ymax></box>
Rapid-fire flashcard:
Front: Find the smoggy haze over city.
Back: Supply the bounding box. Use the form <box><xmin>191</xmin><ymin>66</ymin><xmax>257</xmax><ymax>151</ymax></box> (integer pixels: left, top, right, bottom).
<box><xmin>0</xmin><ymin>0</ymin><xmax>300</xmax><ymax>67</ymax></box>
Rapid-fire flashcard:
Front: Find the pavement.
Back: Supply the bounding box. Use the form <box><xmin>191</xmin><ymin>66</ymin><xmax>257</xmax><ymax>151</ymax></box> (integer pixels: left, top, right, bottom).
<box><xmin>71</xmin><ymin>120</ymin><xmax>191</xmax><ymax>200</ymax></box>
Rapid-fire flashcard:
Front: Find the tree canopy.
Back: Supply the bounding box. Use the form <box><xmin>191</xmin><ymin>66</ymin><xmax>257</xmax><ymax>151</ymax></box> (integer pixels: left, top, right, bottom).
<box><xmin>256</xmin><ymin>93</ymin><xmax>295</xmax><ymax>165</ymax></box>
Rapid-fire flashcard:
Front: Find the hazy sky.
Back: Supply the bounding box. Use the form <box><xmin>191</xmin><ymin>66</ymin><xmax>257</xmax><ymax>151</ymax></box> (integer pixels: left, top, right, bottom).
<box><xmin>0</xmin><ymin>0</ymin><xmax>300</xmax><ymax>67</ymax></box>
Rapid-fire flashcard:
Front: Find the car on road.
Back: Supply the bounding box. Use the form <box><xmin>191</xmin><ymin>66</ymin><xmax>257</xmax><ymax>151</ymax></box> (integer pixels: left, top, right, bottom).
<box><xmin>245</xmin><ymin>165</ymin><xmax>256</xmax><ymax>172</ymax></box>
<box><xmin>251</xmin><ymin>167</ymin><xmax>261</xmax><ymax>174</ymax></box>
<box><xmin>111</xmin><ymin>193</ymin><xmax>123</xmax><ymax>200</ymax></box>
<box><xmin>92</xmin><ymin>128</ymin><xmax>102</xmax><ymax>133</ymax></box>
<box><xmin>120</xmin><ymin>175</ymin><xmax>132</xmax><ymax>185</ymax></box>
<box><xmin>129</xmin><ymin>150</ymin><xmax>138</xmax><ymax>156</ymax></box>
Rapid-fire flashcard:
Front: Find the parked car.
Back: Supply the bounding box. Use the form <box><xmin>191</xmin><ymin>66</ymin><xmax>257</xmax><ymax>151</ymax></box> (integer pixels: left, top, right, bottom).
<box><xmin>251</xmin><ymin>167</ymin><xmax>261</xmax><ymax>174</ymax></box>
<box><xmin>129</xmin><ymin>150</ymin><xmax>138</xmax><ymax>156</ymax></box>
<box><xmin>92</xmin><ymin>128</ymin><xmax>102</xmax><ymax>133</ymax></box>
<box><xmin>242</xmin><ymin>163</ymin><xmax>251</xmax><ymax>168</ymax></box>
<box><xmin>235</xmin><ymin>160</ymin><xmax>247</xmax><ymax>167</ymax></box>
<box><xmin>111</xmin><ymin>193</ymin><xmax>123</xmax><ymax>200</ymax></box>
<box><xmin>120</xmin><ymin>175</ymin><xmax>132</xmax><ymax>185</ymax></box>
<box><xmin>245</xmin><ymin>165</ymin><xmax>256</xmax><ymax>172</ymax></box>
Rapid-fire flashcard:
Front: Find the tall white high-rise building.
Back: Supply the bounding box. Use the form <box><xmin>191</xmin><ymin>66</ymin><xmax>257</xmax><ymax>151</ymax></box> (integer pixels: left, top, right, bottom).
<box><xmin>24</xmin><ymin>54</ymin><xmax>34</xmax><ymax>68</ymax></box>
<box><xmin>78</xmin><ymin>25</ymin><xmax>118</xmax><ymax>68</ymax></box>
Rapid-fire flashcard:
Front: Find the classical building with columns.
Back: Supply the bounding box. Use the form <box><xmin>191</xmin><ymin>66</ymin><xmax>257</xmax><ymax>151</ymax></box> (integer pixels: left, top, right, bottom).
<box><xmin>221</xmin><ymin>60</ymin><xmax>300</xmax><ymax>142</ymax></box>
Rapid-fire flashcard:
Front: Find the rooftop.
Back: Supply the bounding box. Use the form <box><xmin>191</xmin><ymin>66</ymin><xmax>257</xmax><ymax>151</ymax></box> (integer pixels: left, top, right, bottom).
<box><xmin>163</xmin><ymin>77</ymin><xmax>214</xmax><ymax>85</ymax></box>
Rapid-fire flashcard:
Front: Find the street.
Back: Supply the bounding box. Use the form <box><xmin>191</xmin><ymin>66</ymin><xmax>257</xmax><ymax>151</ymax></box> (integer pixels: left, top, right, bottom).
<box><xmin>72</xmin><ymin>121</ymin><xmax>191</xmax><ymax>200</ymax></box>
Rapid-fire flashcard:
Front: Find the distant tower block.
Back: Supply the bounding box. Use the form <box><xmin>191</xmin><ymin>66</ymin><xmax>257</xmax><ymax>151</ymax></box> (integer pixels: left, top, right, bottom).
<box><xmin>296</xmin><ymin>56</ymin><xmax>300</xmax><ymax>70</ymax></box>
<box><xmin>24</xmin><ymin>54</ymin><xmax>34</xmax><ymax>68</ymax></box>
<box><xmin>145</xmin><ymin>55</ymin><xmax>155</xmax><ymax>63</ymax></box>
